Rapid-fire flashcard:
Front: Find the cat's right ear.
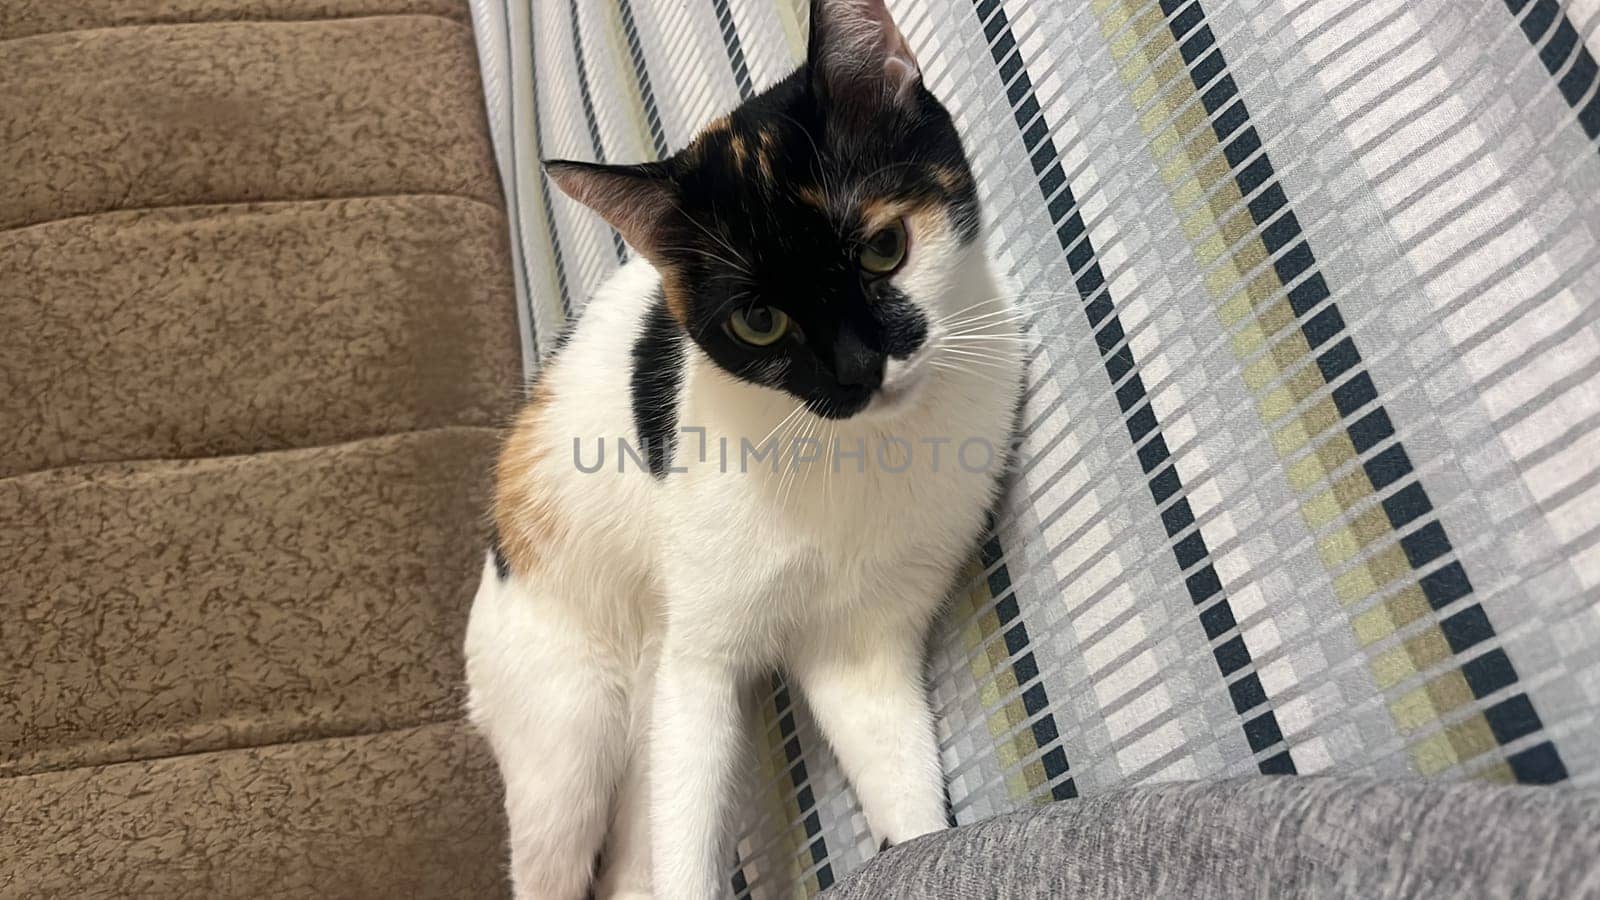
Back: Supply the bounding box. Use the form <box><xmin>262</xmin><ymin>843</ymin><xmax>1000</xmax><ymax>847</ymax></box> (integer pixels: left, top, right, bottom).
<box><xmin>544</xmin><ymin>160</ymin><xmax>676</xmax><ymax>262</ymax></box>
<box><xmin>807</xmin><ymin>0</ymin><xmax>922</xmax><ymax>116</ymax></box>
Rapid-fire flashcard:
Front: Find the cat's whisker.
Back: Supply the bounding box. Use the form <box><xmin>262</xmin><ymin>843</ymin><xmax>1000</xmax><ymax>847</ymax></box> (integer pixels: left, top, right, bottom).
<box><xmin>936</xmin><ymin>310</ymin><xmax>1036</xmax><ymax>334</ymax></box>
<box><xmin>671</xmin><ymin>203</ymin><xmax>754</xmax><ymax>270</ymax></box>
<box><xmin>934</xmin><ymin>349</ymin><xmax>1019</xmax><ymax>368</ymax></box>
<box><xmin>658</xmin><ymin>244</ymin><xmax>751</xmax><ymax>276</ymax></box>
<box><xmin>933</xmin><ymin>299</ymin><xmax>1057</xmax><ymax>330</ymax></box>
<box><xmin>775</xmin><ymin>406</ymin><xmax>814</xmax><ymax>513</ymax></box>
<box><xmin>929</xmin><ymin>360</ymin><xmax>1023</xmax><ymax>386</ymax></box>
<box><xmin>940</xmin><ymin>291</ymin><xmax>1072</xmax><ymax>315</ymax></box>
<box><xmin>824</xmin><ymin>419</ymin><xmax>839</xmax><ymax>512</ymax></box>
<box><xmin>949</xmin><ymin>312</ymin><xmax>1046</xmax><ymax>331</ymax></box>
<box><xmin>773</xmin><ymin>119</ymin><xmax>841</xmax><ymax>222</ymax></box>
<box><xmin>938</xmin><ymin>333</ymin><xmax>1036</xmax><ymax>344</ymax></box>
<box><xmin>757</xmin><ymin>404</ymin><xmax>807</xmax><ymax>451</ymax></box>
<box><xmin>778</xmin><ymin>414</ymin><xmax>815</xmax><ymax>515</ymax></box>
<box><xmin>938</xmin><ymin>293</ymin><xmax>1068</xmax><ymax>317</ymax></box>
<box><xmin>928</xmin><ymin>344</ymin><xmax>1024</xmax><ymax>369</ymax></box>
<box><xmin>795</xmin><ymin>415</ymin><xmax>825</xmax><ymax>510</ymax></box>
<box><xmin>937</xmin><ymin>340</ymin><xmax>1034</xmax><ymax>354</ymax></box>
<box><xmin>935</xmin><ymin>289</ymin><xmax>1072</xmax><ymax>320</ymax></box>
<box><xmin>841</xmin><ymin>160</ymin><xmax>923</xmax><ymax>212</ymax></box>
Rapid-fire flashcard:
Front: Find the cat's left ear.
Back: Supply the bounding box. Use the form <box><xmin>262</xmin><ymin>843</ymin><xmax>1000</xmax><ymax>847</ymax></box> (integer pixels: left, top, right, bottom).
<box><xmin>807</xmin><ymin>0</ymin><xmax>922</xmax><ymax>114</ymax></box>
<box><xmin>544</xmin><ymin>159</ymin><xmax>676</xmax><ymax>262</ymax></box>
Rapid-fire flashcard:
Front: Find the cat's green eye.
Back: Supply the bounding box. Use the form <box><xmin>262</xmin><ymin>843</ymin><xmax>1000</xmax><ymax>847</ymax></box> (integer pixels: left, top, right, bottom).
<box><xmin>858</xmin><ymin>219</ymin><xmax>908</xmax><ymax>275</ymax></box>
<box><xmin>728</xmin><ymin>306</ymin><xmax>791</xmax><ymax>347</ymax></box>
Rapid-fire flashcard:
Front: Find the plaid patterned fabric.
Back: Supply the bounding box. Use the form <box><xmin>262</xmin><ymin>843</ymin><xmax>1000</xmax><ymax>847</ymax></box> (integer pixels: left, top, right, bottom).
<box><xmin>468</xmin><ymin>0</ymin><xmax>1600</xmax><ymax>894</ymax></box>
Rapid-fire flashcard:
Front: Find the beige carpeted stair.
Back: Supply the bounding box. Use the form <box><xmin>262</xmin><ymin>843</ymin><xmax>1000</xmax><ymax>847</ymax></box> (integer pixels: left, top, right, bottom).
<box><xmin>0</xmin><ymin>3</ymin><xmax>519</xmax><ymax>895</ymax></box>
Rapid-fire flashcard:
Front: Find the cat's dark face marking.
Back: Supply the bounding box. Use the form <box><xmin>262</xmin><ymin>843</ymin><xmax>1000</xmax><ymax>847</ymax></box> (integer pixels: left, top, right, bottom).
<box><xmin>548</xmin><ymin>0</ymin><xmax>981</xmax><ymax>420</ymax></box>
<box><xmin>662</xmin><ymin>70</ymin><xmax>978</xmax><ymax>418</ymax></box>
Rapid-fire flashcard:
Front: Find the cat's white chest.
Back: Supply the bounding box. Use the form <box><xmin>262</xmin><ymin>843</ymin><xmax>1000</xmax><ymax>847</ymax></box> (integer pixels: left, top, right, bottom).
<box><xmin>652</xmin><ymin>405</ymin><xmax>1002</xmax><ymax>665</ymax></box>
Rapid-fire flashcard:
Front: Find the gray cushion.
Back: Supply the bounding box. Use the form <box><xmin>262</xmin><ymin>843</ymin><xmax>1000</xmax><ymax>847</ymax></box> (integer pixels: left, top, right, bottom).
<box><xmin>823</xmin><ymin>777</ymin><xmax>1600</xmax><ymax>899</ymax></box>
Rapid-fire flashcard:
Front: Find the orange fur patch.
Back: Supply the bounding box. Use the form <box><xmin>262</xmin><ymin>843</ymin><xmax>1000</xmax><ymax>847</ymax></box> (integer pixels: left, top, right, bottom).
<box><xmin>702</xmin><ymin>114</ymin><xmax>732</xmax><ymax>136</ymax></box>
<box><xmin>905</xmin><ymin>205</ymin><xmax>945</xmax><ymax>261</ymax></box>
<box><xmin>860</xmin><ymin>196</ymin><xmax>916</xmax><ymax>234</ymax></box>
<box><xmin>660</xmin><ymin>267</ymin><xmax>691</xmax><ymax>326</ymax></box>
<box><xmin>757</xmin><ymin>128</ymin><xmax>779</xmax><ymax>184</ymax></box>
<box><xmin>493</xmin><ymin>377</ymin><xmax>560</xmax><ymax>578</ymax></box>
<box><xmin>929</xmin><ymin>164</ymin><xmax>971</xmax><ymax>196</ymax></box>
<box><xmin>685</xmin><ymin>115</ymin><xmax>731</xmax><ymax>164</ymax></box>
<box><xmin>798</xmin><ymin>184</ymin><xmax>830</xmax><ymax>213</ymax></box>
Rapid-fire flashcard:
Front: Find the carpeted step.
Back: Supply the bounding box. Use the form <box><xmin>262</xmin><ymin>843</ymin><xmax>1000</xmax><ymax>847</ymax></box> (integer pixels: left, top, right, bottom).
<box><xmin>1</xmin><ymin>719</ymin><xmax>507</xmax><ymax>899</ymax></box>
<box><xmin>0</xmin><ymin>0</ymin><xmax>466</xmax><ymax>40</ymax></box>
<box><xmin>1</xmin><ymin>428</ymin><xmax>498</xmax><ymax>779</ymax></box>
<box><xmin>0</xmin><ymin>196</ymin><xmax>521</xmax><ymax>479</ymax></box>
<box><xmin>0</xmin><ymin>15</ymin><xmax>499</xmax><ymax>231</ymax></box>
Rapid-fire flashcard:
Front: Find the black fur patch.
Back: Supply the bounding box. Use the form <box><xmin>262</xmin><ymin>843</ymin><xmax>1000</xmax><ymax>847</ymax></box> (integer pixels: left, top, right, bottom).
<box><xmin>490</xmin><ymin>533</ymin><xmax>512</xmax><ymax>580</ymax></box>
<box><xmin>878</xmin><ymin>285</ymin><xmax>929</xmax><ymax>360</ymax></box>
<box><xmin>630</xmin><ymin>288</ymin><xmax>687</xmax><ymax>478</ymax></box>
<box><xmin>546</xmin><ymin>8</ymin><xmax>980</xmax><ymax>422</ymax></box>
<box><xmin>656</xmin><ymin>67</ymin><xmax>979</xmax><ymax>419</ymax></box>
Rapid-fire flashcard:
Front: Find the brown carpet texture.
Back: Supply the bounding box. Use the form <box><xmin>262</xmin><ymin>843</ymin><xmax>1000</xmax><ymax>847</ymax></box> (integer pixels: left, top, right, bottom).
<box><xmin>0</xmin><ymin>2</ymin><xmax>520</xmax><ymax>896</ymax></box>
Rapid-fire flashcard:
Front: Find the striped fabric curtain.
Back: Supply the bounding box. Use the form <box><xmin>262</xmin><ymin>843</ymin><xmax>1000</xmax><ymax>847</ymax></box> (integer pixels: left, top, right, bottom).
<box><xmin>470</xmin><ymin>0</ymin><xmax>1600</xmax><ymax>894</ymax></box>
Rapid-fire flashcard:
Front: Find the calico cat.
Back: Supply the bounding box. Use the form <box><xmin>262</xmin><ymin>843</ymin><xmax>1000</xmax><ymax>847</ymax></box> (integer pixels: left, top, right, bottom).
<box><xmin>464</xmin><ymin>1</ymin><xmax>1024</xmax><ymax>896</ymax></box>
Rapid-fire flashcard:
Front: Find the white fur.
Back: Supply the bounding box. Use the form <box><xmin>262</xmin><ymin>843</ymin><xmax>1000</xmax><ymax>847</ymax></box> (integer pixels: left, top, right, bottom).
<box><xmin>466</xmin><ymin>210</ymin><xmax>1023</xmax><ymax>898</ymax></box>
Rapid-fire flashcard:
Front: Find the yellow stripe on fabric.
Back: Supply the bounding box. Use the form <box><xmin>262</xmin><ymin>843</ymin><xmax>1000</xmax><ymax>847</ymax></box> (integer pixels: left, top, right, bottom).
<box><xmin>1351</xmin><ymin>584</ymin><xmax>1431</xmax><ymax>646</ymax></box>
<box><xmin>519</xmin><ymin>24</ymin><xmax>570</xmax><ymax>339</ymax></box>
<box><xmin>1474</xmin><ymin>761</ymin><xmax>1517</xmax><ymax>784</ymax></box>
<box><xmin>1413</xmin><ymin>714</ymin><xmax>1498</xmax><ymax>775</ymax></box>
<box><xmin>754</xmin><ymin>695</ymin><xmax>807</xmax><ymax>895</ymax></box>
<box><xmin>979</xmin><ymin>666</ymin><xmax>1022</xmax><ymax>708</ymax></box>
<box><xmin>772</xmin><ymin>0</ymin><xmax>806</xmax><ymax>64</ymax></box>
<box><xmin>1317</xmin><ymin>503</ymin><xmax>1391</xmax><ymax>567</ymax></box>
<box><xmin>1086</xmin><ymin>0</ymin><xmax>1514</xmax><ymax>779</ymax></box>
<box><xmin>1372</xmin><ymin>626</ymin><xmax>1453</xmax><ymax>689</ymax></box>
<box><xmin>1272</xmin><ymin>396</ymin><xmax>1341</xmax><ymax>457</ymax></box>
<box><xmin>952</xmin><ymin>556</ymin><xmax>1045</xmax><ymax>803</ymax></box>
<box><xmin>1303</xmin><ymin>468</ymin><xmax>1372</xmax><ymax>529</ymax></box>
<box><xmin>598</xmin><ymin>0</ymin><xmax>657</xmax><ymax>160</ymax></box>
<box><xmin>1285</xmin><ymin>431</ymin><xmax>1358</xmax><ymax>493</ymax></box>
<box><xmin>1333</xmin><ymin>543</ymin><xmax>1411</xmax><ymax>605</ymax></box>
<box><xmin>1259</xmin><ymin>364</ymin><xmax>1327</xmax><ymax>425</ymax></box>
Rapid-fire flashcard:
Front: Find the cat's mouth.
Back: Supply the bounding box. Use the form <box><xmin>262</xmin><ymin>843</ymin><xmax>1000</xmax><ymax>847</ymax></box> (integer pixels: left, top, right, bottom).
<box><xmin>804</xmin><ymin>342</ymin><xmax>932</xmax><ymax>420</ymax></box>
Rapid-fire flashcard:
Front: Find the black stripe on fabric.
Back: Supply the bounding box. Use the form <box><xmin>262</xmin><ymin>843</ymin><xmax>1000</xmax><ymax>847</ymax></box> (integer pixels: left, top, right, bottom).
<box><xmin>974</xmin><ymin>0</ymin><xmax>1295</xmax><ymax>776</ymax></box>
<box><xmin>731</xmin><ymin>851</ymin><xmax>750</xmax><ymax>899</ymax></box>
<box><xmin>568</xmin><ymin>0</ymin><xmax>629</xmax><ymax>262</ymax></box>
<box><xmin>496</xmin><ymin>0</ymin><xmax>538</xmax><ymax>350</ymax></box>
<box><xmin>712</xmin><ymin>0</ymin><xmax>755</xmax><ymax>99</ymax></box>
<box><xmin>1509</xmin><ymin>741</ymin><xmax>1570</xmax><ymax>784</ymax></box>
<box><xmin>983</xmin><ymin>537</ymin><xmax>1078</xmax><ymax>802</ymax></box>
<box><xmin>616</xmin><ymin>0</ymin><xmax>671</xmax><ymax>159</ymax></box>
<box><xmin>1164</xmin><ymin>0</ymin><xmax>1566</xmax><ymax>784</ymax></box>
<box><xmin>1504</xmin><ymin>0</ymin><xmax>1600</xmax><ymax>141</ymax></box>
<box><xmin>522</xmin><ymin>0</ymin><xmax>576</xmax><ymax>316</ymax></box>
<box><xmin>771</xmin><ymin>677</ymin><xmax>835</xmax><ymax>891</ymax></box>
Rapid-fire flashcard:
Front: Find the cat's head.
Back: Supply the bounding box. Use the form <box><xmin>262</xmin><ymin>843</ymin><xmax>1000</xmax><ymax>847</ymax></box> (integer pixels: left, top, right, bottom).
<box><xmin>547</xmin><ymin>0</ymin><xmax>981</xmax><ymax>420</ymax></box>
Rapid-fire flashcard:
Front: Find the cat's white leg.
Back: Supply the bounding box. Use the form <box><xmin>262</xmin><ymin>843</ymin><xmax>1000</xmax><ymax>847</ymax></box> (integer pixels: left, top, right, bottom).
<box><xmin>595</xmin><ymin>641</ymin><xmax>658</xmax><ymax>900</ymax></box>
<box><xmin>465</xmin><ymin>556</ymin><xmax>628</xmax><ymax>900</ymax></box>
<box><xmin>793</xmin><ymin>626</ymin><xmax>948</xmax><ymax>847</ymax></box>
<box><xmin>595</xmin><ymin>751</ymin><xmax>652</xmax><ymax>900</ymax></box>
<box><xmin>649</xmin><ymin>646</ymin><xmax>743</xmax><ymax>900</ymax></box>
